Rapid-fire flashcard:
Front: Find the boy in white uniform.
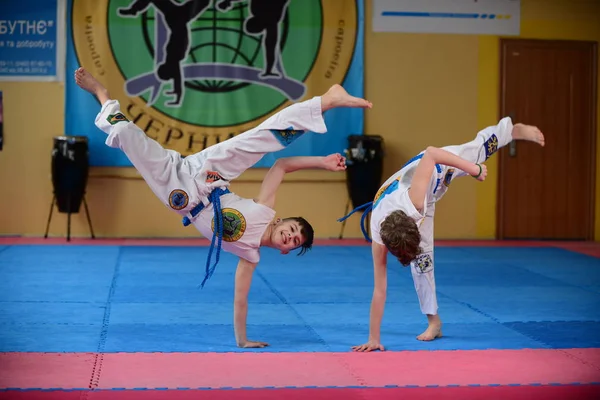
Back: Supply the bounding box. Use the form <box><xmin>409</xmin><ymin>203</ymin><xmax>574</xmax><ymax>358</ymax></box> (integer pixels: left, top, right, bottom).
<box><xmin>74</xmin><ymin>68</ymin><xmax>372</xmax><ymax>348</ymax></box>
<box><xmin>340</xmin><ymin>118</ymin><xmax>545</xmax><ymax>351</ymax></box>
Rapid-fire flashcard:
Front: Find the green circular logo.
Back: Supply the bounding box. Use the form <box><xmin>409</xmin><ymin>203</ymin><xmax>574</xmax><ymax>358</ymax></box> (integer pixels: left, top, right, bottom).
<box><xmin>73</xmin><ymin>0</ymin><xmax>358</xmax><ymax>153</ymax></box>
<box><xmin>212</xmin><ymin>208</ymin><xmax>247</xmax><ymax>242</ymax></box>
<box><xmin>107</xmin><ymin>0</ymin><xmax>321</xmax><ymax>127</ymax></box>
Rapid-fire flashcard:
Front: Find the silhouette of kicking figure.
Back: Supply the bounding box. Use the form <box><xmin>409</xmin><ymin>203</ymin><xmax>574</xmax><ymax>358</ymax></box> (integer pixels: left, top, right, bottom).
<box><xmin>118</xmin><ymin>0</ymin><xmax>211</xmax><ymax>105</ymax></box>
<box><xmin>217</xmin><ymin>0</ymin><xmax>291</xmax><ymax>78</ymax></box>
<box><xmin>223</xmin><ymin>214</ymin><xmax>242</xmax><ymax>238</ymax></box>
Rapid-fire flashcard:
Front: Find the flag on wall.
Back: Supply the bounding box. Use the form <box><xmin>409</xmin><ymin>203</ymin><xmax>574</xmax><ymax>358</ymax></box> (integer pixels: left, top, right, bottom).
<box><xmin>64</xmin><ymin>0</ymin><xmax>364</xmax><ymax>167</ymax></box>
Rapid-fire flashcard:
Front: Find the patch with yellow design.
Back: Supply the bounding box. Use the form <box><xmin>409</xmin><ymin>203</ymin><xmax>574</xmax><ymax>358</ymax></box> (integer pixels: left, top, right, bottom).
<box><xmin>414</xmin><ymin>253</ymin><xmax>433</xmax><ymax>274</ymax></box>
<box><xmin>168</xmin><ymin>189</ymin><xmax>189</xmax><ymax>210</ymax></box>
<box><xmin>212</xmin><ymin>208</ymin><xmax>246</xmax><ymax>242</ymax></box>
<box><xmin>484</xmin><ymin>134</ymin><xmax>499</xmax><ymax>160</ymax></box>
<box><xmin>107</xmin><ymin>113</ymin><xmax>129</xmax><ymax>125</ymax></box>
<box><xmin>271</xmin><ymin>128</ymin><xmax>306</xmax><ymax>147</ymax></box>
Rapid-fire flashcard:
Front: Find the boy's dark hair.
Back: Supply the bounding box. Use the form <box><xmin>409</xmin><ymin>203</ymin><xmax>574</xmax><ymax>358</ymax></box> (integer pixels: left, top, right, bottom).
<box><xmin>284</xmin><ymin>216</ymin><xmax>314</xmax><ymax>256</ymax></box>
<box><xmin>380</xmin><ymin>210</ymin><xmax>422</xmax><ymax>265</ymax></box>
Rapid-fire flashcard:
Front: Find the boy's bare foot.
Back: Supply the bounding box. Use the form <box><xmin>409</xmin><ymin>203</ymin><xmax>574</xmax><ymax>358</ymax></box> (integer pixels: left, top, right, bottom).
<box><xmin>417</xmin><ymin>324</ymin><xmax>443</xmax><ymax>341</ymax></box>
<box><xmin>417</xmin><ymin>314</ymin><xmax>442</xmax><ymax>341</ymax></box>
<box><xmin>321</xmin><ymin>84</ymin><xmax>372</xmax><ymax>112</ymax></box>
<box><xmin>512</xmin><ymin>123</ymin><xmax>545</xmax><ymax>147</ymax></box>
<box><xmin>74</xmin><ymin>67</ymin><xmax>110</xmax><ymax>105</ymax></box>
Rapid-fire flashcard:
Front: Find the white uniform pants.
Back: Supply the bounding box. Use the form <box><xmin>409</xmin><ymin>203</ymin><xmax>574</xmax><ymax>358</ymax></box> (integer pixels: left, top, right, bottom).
<box><xmin>94</xmin><ymin>97</ymin><xmax>326</xmax><ymax>222</ymax></box>
<box><xmin>410</xmin><ymin>117</ymin><xmax>514</xmax><ymax>315</ymax></box>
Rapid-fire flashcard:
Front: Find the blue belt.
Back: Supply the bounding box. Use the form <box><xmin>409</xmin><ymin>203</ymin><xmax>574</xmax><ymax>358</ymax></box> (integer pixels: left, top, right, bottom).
<box><xmin>182</xmin><ymin>187</ymin><xmax>230</xmax><ymax>288</ymax></box>
<box><xmin>337</xmin><ymin>153</ymin><xmax>441</xmax><ymax>242</ymax></box>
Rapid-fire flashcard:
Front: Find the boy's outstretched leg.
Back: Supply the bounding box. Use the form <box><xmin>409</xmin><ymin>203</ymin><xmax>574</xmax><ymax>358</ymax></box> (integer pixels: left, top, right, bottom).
<box><xmin>74</xmin><ymin>67</ymin><xmax>197</xmax><ymax>212</ymax></box>
<box><xmin>417</xmin><ymin>119</ymin><xmax>545</xmax><ymax>339</ymax></box>
<box><xmin>463</xmin><ymin>117</ymin><xmax>544</xmax><ymax>165</ymax></box>
<box><xmin>320</xmin><ymin>84</ymin><xmax>372</xmax><ymax>111</ymax></box>
<box><xmin>185</xmin><ymin>84</ymin><xmax>372</xmax><ymax>184</ymax></box>
<box><xmin>254</xmin><ymin>83</ymin><xmax>371</xmax><ymax>135</ymax></box>
<box><xmin>512</xmin><ymin>123</ymin><xmax>545</xmax><ymax>146</ymax></box>
<box><xmin>442</xmin><ymin>117</ymin><xmax>545</xmax><ymax>182</ymax></box>
<box><xmin>75</xmin><ymin>68</ymin><xmax>110</xmax><ymax>105</ymax></box>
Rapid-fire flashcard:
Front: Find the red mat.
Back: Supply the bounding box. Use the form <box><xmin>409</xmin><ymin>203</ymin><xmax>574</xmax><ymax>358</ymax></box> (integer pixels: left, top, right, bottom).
<box><xmin>2</xmin><ymin>349</ymin><xmax>599</xmax><ymax>390</ymax></box>
<box><xmin>563</xmin><ymin>348</ymin><xmax>600</xmax><ymax>369</ymax></box>
<box><xmin>1</xmin><ymin>385</ymin><xmax>599</xmax><ymax>400</ymax></box>
<box><xmin>0</xmin><ymin>353</ymin><xmax>95</xmax><ymax>390</ymax></box>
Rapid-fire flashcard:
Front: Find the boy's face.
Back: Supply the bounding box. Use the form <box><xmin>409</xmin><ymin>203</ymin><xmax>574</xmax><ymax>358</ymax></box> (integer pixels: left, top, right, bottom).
<box><xmin>271</xmin><ymin>219</ymin><xmax>305</xmax><ymax>254</ymax></box>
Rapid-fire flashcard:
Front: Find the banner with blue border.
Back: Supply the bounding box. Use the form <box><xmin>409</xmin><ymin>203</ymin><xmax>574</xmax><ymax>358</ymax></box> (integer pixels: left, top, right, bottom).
<box><xmin>373</xmin><ymin>0</ymin><xmax>520</xmax><ymax>35</ymax></box>
<box><xmin>65</xmin><ymin>0</ymin><xmax>364</xmax><ymax>168</ymax></box>
<box><xmin>0</xmin><ymin>0</ymin><xmax>66</xmax><ymax>81</ymax></box>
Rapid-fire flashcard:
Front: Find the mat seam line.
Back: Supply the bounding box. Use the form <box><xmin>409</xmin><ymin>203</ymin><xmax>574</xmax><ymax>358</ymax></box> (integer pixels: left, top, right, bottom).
<box><xmin>432</xmin><ymin>290</ymin><xmax>556</xmax><ymax>351</ymax></box>
<box><xmin>432</xmin><ymin>290</ymin><xmax>600</xmax><ymax>365</ymax></box>
<box><xmin>0</xmin><ymin>301</ymin><xmax>108</xmax><ymax>304</ymax></box>
<box><xmin>384</xmin><ymin>254</ymin><xmax>517</xmax><ymax>332</ymax></box>
<box><xmin>556</xmin><ymin>349</ymin><xmax>600</xmax><ymax>372</ymax></box>
<box><xmin>495</xmin><ymin>260</ymin><xmax>600</xmax><ymax>356</ymax></box>
<box><xmin>3</xmin><ymin>383</ymin><xmax>600</xmax><ymax>391</ymax></box>
<box><xmin>504</xmin><ymin>258</ymin><xmax>600</xmax><ymax>296</ymax></box>
<box><xmin>384</xmin><ymin>251</ymin><xmax>592</xmax><ymax>353</ymax></box>
<box><xmin>255</xmin><ymin>270</ymin><xmax>369</xmax><ymax>388</ymax></box>
<box><xmin>552</xmin><ymin>244</ymin><xmax>600</xmax><ymax>259</ymax></box>
<box><xmin>82</xmin><ymin>246</ymin><xmax>122</xmax><ymax>399</ymax></box>
<box><xmin>0</xmin><ymin>245</ymin><xmax>12</xmax><ymax>256</ymax></box>
<box><xmin>255</xmin><ymin>270</ymin><xmax>330</xmax><ymax>348</ymax></box>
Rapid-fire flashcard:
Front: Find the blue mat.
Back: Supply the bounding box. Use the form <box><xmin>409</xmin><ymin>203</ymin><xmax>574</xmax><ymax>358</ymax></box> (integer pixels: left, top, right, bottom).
<box><xmin>1</xmin><ymin>244</ymin><xmax>599</xmax><ymax>352</ymax></box>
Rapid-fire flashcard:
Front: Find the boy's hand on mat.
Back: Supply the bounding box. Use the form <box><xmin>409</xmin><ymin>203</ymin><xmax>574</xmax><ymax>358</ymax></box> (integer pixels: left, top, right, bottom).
<box><xmin>351</xmin><ymin>341</ymin><xmax>385</xmax><ymax>352</ymax></box>
<box><xmin>238</xmin><ymin>340</ymin><xmax>269</xmax><ymax>348</ymax></box>
<box><xmin>323</xmin><ymin>153</ymin><xmax>347</xmax><ymax>171</ymax></box>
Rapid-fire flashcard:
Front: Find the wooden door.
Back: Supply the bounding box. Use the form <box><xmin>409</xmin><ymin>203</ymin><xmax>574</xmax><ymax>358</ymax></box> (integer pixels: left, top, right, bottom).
<box><xmin>498</xmin><ymin>39</ymin><xmax>597</xmax><ymax>240</ymax></box>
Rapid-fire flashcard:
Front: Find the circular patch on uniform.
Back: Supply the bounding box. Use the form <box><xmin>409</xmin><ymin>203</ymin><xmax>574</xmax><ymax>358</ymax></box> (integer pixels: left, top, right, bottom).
<box><xmin>168</xmin><ymin>189</ymin><xmax>189</xmax><ymax>210</ymax></box>
<box><xmin>414</xmin><ymin>253</ymin><xmax>433</xmax><ymax>274</ymax></box>
<box><xmin>212</xmin><ymin>208</ymin><xmax>246</xmax><ymax>242</ymax></box>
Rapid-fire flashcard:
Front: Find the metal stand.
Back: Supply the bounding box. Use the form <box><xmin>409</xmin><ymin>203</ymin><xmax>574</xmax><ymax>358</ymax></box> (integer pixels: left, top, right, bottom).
<box><xmin>338</xmin><ymin>199</ymin><xmax>351</xmax><ymax>239</ymax></box>
<box><xmin>44</xmin><ymin>194</ymin><xmax>95</xmax><ymax>242</ymax></box>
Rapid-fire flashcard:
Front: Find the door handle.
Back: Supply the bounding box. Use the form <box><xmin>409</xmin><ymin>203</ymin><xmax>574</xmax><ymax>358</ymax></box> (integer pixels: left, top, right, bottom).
<box><xmin>508</xmin><ymin>112</ymin><xmax>517</xmax><ymax>157</ymax></box>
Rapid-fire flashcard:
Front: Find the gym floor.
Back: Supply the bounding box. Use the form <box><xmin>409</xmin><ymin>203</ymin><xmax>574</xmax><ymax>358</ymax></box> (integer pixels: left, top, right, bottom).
<box><xmin>1</xmin><ymin>237</ymin><xmax>599</xmax><ymax>399</ymax></box>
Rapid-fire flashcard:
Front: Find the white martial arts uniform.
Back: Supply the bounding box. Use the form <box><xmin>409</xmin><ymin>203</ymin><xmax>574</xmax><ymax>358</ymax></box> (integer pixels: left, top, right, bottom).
<box><xmin>94</xmin><ymin>96</ymin><xmax>326</xmax><ymax>265</ymax></box>
<box><xmin>370</xmin><ymin>117</ymin><xmax>514</xmax><ymax>315</ymax></box>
